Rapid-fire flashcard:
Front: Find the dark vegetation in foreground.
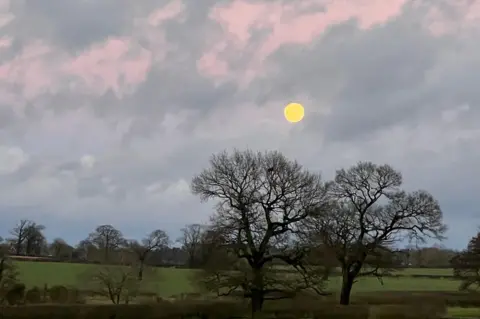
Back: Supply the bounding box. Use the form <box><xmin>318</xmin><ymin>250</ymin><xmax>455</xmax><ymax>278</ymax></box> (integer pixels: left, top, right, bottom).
<box><xmin>2</xmin><ymin>289</ymin><xmax>480</xmax><ymax>319</ymax></box>
<box><xmin>1</xmin><ymin>149</ymin><xmax>480</xmax><ymax>318</ymax></box>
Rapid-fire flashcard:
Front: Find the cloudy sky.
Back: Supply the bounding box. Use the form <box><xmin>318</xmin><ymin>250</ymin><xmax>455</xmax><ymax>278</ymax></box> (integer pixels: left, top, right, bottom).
<box><xmin>0</xmin><ymin>0</ymin><xmax>479</xmax><ymax>249</ymax></box>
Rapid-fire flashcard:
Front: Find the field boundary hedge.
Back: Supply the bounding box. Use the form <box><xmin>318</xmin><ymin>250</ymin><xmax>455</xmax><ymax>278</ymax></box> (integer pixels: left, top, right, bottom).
<box><xmin>0</xmin><ymin>301</ymin><xmax>449</xmax><ymax>319</ymax></box>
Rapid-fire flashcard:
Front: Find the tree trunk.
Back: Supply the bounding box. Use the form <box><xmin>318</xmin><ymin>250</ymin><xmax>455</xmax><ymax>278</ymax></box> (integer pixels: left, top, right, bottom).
<box><xmin>25</xmin><ymin>240</ymin><xmax>32</xmax><ymax>256</ymax></box>
<box><xmin>15</xmin><ymin>240</ymin><xmax>22</xmax><ymax>255</ymax></box>
<box><xmin>188</xmin><ymin>254</ymin><xmax>195</xmax><ymax>268</ymax></box>
<box><xmin>0</xmin><ymin>257</ymin><xmax>4</xmax><ymax>282</ymax></box>
<box><xmin>250</xmin><ymin>268</ymin><xmax>265</xmax><ymax>317</ymax></box>
<box><xmin>340</xmin><ymin>272</ymin><xmax>355</xmax><ymax>305</ymax></box>
<box><xmin>138</xmin><ymin>261</ymin><xmax>144</xmax><ymax>281</ymax></box>
<box><xmin>250</xmin><ymin>290</ymin><xmax>264</xmax><ymax>318</ymax></box>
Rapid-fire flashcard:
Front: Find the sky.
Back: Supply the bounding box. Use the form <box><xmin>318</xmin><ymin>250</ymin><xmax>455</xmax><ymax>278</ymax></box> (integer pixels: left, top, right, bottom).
<box><xmin>0</xmin><ymin>0</ymin><xmax>479</xmax><ymax>249</ymax></box>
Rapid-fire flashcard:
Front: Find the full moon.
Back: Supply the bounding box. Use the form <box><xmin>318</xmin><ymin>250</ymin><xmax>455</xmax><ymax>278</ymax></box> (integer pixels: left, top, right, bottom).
<box><xmin>284</xmin><ymin>103</ymin><xmax>304</xmax><ymax>123</ymax></box>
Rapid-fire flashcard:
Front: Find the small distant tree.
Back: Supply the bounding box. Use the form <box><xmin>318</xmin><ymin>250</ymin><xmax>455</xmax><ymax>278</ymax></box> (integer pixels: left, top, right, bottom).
<box><xmin>452</xmin><ymin>232</ymin><xmax>480</xmax><ymax>291</ymax></box>
<box><xmin>178</xmin><ymin>224</ymin><xmax>204</xmax><ymax>268</ymax></box>
<box><xmin>24</xmin><ymin>223</ymin><xmax>46</xmax><ymax>256</ymax></box>
<box><xmin>75</xmin><ymin>239</ymin><xmax>98</xmax><ymax>261</ymax></box>
<box><xmin>87</xmin><ymin>225</ymin><xmax>125</xmax><ymax>262</ymax></box>
<box><xmin>80</xmin><ymin>262</ymin><xmax>154</xmax><ymax>304</ymax></box>
<box><xmin>129</xmin><ymin>229</ymin><xmax>169</xmax><ymax>280</ymax></box>
<box><xmin>49</xmin><ymin>238</ymin><xmax>73</xmax><ymax>259</ymax></box>
<box><xmin>191</xmin><ymin>149</ymin><xmax>331</xmax><ymax>316</ymax></box>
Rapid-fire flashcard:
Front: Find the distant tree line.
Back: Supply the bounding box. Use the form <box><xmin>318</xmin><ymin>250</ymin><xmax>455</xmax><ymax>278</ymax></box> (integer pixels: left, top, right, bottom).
<box><xmin>0</xmin><ymin>221</ymin><xmax>456</xmax><ymax>269</ymax></box>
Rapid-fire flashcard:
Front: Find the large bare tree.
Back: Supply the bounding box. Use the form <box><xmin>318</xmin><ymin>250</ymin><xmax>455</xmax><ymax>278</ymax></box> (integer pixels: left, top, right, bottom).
<box><xmin>129</xmin><ymin>229</ymin><xmax>169</xmax><ymax>280</ymax></box>
<box><xmin>307</xmin><ymin>162</ymin><xmax>446</xmax><ymax>305</ymax></box>
<box><xmin>191</xmin><ymin>149</ymin><xmax>331</xmax><ymax>315</ymax></box>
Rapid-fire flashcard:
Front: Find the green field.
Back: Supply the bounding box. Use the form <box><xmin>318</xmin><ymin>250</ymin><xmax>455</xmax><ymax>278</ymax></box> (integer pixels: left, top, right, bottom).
<box><xmin>15</xmin><ymin>262</ymin><xmax>195</xmax><ymax>297</ymax></box>
<box><xmin>12</xmin><ymin>261</ymin><xmax>480</xmax><ymax>318</ymax></box>
<box><xmin>14</xmin><ymin>261</ymin><xmax>462</xmax><ymax>297</ymax></box>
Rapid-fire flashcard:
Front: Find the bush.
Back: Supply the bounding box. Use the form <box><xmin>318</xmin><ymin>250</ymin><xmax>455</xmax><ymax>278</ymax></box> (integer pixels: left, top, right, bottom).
<box><xmin>0</xmin><ymin>299</ymin><xmax>449</xmax><ymax>319</ymax></box>
<box><xmin>5</xmin><ymin>283</ymin><xmax>25</xmax><ymax>305</ymax></box>
<box><xmin>25</xmin><ymin>286</ymin><xmax>43</xmax><ymax>304</ymax></box>
<box><xmin>49</xmin><ymin>285</ymin><xmax>69</xmax><ymax>303</ymax></box>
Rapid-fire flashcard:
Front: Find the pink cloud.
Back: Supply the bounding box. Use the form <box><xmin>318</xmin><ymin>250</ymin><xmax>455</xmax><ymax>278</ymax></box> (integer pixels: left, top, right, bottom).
<box><xmin>198</xmin><ymin>0</ymin><xmax>407</xmax><ymax>84</ymax></box>
<box><xmin>62</xmin><ymin>37</ymin><xmax>152</xmax><ymax>97</ymax></box>
<box><xmin>147</xmin><ymin>0</ymin><xmax>185</xmax><ymax>26</ymax></box>
<box><xmin>196</xmin><ymin>42</ymin><xmax>229</xmax><ymax>79</ymax></box>
<box><xmin>0</xmin><ymin>41</ymin><xmax>61</xmax><ymax>100</ymax></box>
<box><xmin>0</xmin><ymin>38</ymin><xmax>153</xmax><ymax>102</ymax></box>
<box><xmin>0</xmin><ymin>0</ymin><xmax>185</xmax><ymax>104</ymax></box>
<box><xmin>422</xmin><ymin>0</ymin><xmax>480</xmax><ymax>36</ymax></box>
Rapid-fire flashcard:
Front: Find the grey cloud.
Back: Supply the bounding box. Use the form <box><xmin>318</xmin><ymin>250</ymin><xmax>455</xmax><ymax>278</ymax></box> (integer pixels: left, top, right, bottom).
<box><xmin>0</xmin><ymin>105</ymin><xmax>16</xmax><ymax>129</ymax></box>
<box><xmin>10</xmin><ymin>0</ymin><xmax>131</xmax><ymax>51</ymax></box>
<box><xmin>76</xmin><ymin>176</ymin><xmax>105</xmax><ymax>198</ymax></box>
<box><xmin>262</xmin><ymin>15</ymin><xmax>454</xmax><ymax>142</ymax></box>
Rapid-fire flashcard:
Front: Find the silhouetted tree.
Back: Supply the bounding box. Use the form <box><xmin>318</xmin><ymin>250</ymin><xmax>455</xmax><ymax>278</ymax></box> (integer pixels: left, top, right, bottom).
<box><xmin>307</xmin><ymin>162</ymin><xmax>446</xmax><ymax>305</ymax></box>
<box><xmin>191</xmin><ymin>149</ymin><xmax>331</xmax><ymax>316</ymax></box>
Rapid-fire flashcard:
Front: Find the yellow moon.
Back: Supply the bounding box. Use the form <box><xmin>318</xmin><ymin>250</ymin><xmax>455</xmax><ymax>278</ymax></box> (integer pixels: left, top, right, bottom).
<box><xmin>284</xmin><ymin>103</ymin><xmax>304</xmax><ymax>123</ymax></box>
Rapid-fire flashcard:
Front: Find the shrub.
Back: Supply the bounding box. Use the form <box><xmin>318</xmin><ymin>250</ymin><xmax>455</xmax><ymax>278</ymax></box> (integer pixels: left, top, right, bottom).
<box><xmin>5</xmin><ymin>282</ymin><xmax>25</xmax><ymax>305</ymax></box>
<box><xmin>49</xmin><ymin>285</ymin><xmax>69</xmax><ymax>303</ymax></box>
<box><xmin>25</xmin><ymin>286</ymin><xmax>43</xmax><ymax>304</ymax></box>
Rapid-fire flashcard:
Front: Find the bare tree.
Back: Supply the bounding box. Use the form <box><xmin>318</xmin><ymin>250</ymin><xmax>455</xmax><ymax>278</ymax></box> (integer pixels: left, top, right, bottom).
<box><xmin>178</xmin><ymin>224</ymin><xmax>204</xmax><ymax>268</ymax></box>
<box><xmin>129</xmin><ymin>229</ymin><xmax>169</xmax><ymax>280</ymax></box>
<box><xmin>9</xmin><ymin>220</ymin><xmax>32</xmax><ymax>255</ymax></box>
<box><xmin>88</xmin><ymin>225</ymin><xmax>125</xmax><ymax>262</ymax></box>
<box><xmin>307</xmin><ymin>162</ymin><xmax>446</xmax><ymax>305</ymax></box>
<box><xmin>452</xmin><ymin>232</ymin><xmax>480</xmax><ymax>291</ymax></box>
<box><xmin>80</xmin><ymin>262</ymin><xmax>153</xmax><ymax>304</ymax></box>
<box><xmin>191</xmin><ymin>149</ymin><xmax>331</xmax><ymax>316</ymax></box>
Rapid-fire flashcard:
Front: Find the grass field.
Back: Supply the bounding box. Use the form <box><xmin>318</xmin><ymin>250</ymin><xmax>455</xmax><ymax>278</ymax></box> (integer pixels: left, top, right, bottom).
<box><xmin>14</xmin><ymin>261</ymin><xmax>462</xmax><ymax>297</ymax></box>
<box><xmin>13</xmin><ymin>261</ymin><xmax>479</xmax><ymax>318</ymax></box>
